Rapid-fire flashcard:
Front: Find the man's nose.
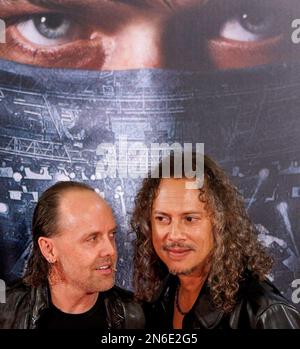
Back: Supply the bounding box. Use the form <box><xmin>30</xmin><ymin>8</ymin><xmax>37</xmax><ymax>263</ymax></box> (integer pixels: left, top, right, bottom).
<box><xmin>101</xmin><ymin>19</ymin><xmax>167</xmax><ymax>70</ymax></box>
<box><xmin>90</xmin><ymin>8</ymin><xmax>206</xmax><ymax>71</ymax></box>
<box><xmin>167</xmin><ymin>220</ymin><xmax>186</xmax><ymax>241</ymax></box>
<box><xmin>99</xmin><ymin>236</ymin><xmax>116</xmax><ymax>257</ymax></box>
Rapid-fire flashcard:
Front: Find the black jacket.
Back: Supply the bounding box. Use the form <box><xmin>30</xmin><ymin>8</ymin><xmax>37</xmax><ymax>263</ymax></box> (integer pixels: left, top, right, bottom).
<box><xmin>0</xmin><ymin>282</ymin><xmax>145</xmax><ymax>329</ymax></box>
<box><xmin>145</xmin><ymin>274</ymin><xmax>300</xmax><ymax>329</ymax></box>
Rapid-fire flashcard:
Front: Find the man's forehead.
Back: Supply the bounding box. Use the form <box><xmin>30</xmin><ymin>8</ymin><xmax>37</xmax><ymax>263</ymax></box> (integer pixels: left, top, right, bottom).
<box><xmin>155</xmin><ymin>179</ymin><xmax>201</xmax><ymax>201</ymax></box>
<box><xmin>58</xmin><ymin>189</ymin><xmax>113</xmax><ymax>219</ymax></box>
<box><xmin>1</xmin><ymin>0</ymin><xmax>205</xmax><ymax>10</ymax></box>
<box><xmin>0</xmin><ymin>0</ymin><xmax>211</xmax><ymax>21</ymax></box>
<box><xmin>59</xmin><ymin>189</ymin><xmax>104</xmax><ymax>211</ymax></box>
<box><xmin>57</xmin><ymin>190</ymin><xmax>115</xmax><ymax>234</ymax></box>
<box><xmin>25</xmin><ymin>0</ymin><xmax>172</xmax><ymax>9</ymax></box>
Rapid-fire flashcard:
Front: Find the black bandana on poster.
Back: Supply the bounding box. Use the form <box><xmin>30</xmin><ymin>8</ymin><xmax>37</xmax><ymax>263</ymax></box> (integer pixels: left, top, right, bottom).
<box><xmin>0</xmin><ymin>59</ymin><xmax>300</xmax><ymax>307</ymax></box>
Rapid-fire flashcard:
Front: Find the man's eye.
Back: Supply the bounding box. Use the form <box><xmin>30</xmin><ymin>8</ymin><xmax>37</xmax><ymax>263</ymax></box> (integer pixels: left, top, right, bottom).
<box><xmin>87</xmin><ymin>235</ymin><xmax>97</xmax><ymax>242</ymax></box>
<box><xmin>109</xmin><ymin>232</ymin><xmax>116</xmax><ymax>239</ymax></box>
<box><xmin>185</xmin><ymin>216</ymin><xmax>197</xmax><ymax>223</ymax></box>
<box><xmin>219</xmin><ymin>3</ymin><xmax>284</xmax><ymax>42</ymax></box>
<box><xmin>16</xmin><ymin>13</ymin><xmax>79</xmax><ymax>46</ymax></box>
<box><xmin>155</xmin><ymin>216</ymin><xmax>169</xmax><ymax>223</ymax></box>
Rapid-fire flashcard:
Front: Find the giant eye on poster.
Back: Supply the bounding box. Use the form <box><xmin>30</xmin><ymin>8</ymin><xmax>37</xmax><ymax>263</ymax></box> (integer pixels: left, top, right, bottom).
<box><xmin>0</xmin><ymin>0</ymin><xmax>300</xmax><ymax>330</ymax></box>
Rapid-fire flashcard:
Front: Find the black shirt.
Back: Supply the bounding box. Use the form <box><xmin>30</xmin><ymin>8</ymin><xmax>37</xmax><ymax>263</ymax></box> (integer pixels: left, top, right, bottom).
<box><xmin>38</xmin><ymin>294</ymin><xmax>108</xmax><ymax>329</ymax></box>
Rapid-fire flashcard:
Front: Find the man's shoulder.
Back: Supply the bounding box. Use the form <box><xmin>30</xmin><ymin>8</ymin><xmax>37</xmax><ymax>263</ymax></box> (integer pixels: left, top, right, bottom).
<box><xmin>4</xmin><ymin>280</ymin><xmax>31</xmax><ymax>303</ymax></box>
<box><xmin>1</xmin><ymin>280</ymin><xmax>47</xmax><ymax>313</ymax></box>
<box><xmin>107</xmin><ymin>285</ymin><xmax>135</xmax><ymax>302</ymax></box>
<box><xmin>1</xmin><ymin>280</ymin><xmax>35</xmax><ymax>315</ymax></box>
<box><xmin>104</xmin><ymin>286</ymin><xmax>145</xmax><ymax>329</ymax></box>
<box><xmin>241</xmin><ymin>276</ymin><xmax>290</xmax><ymax>308</ymax></box>
<box><xmin>237</xmin><ymin>276</ymin><xmax>300</xmax><ymax>328</ymax></box>
<box><xmin>0</xmin><ymin>280</ymin><xmax>33</xmax><ymax>329</ymax></box>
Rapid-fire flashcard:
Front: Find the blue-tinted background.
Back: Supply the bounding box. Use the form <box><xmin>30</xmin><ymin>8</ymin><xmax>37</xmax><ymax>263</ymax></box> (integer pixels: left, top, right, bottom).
<box><xmin>0</xmin><ymin>59</ymin><xmax>300</xmax><ymax>308</ymax></box>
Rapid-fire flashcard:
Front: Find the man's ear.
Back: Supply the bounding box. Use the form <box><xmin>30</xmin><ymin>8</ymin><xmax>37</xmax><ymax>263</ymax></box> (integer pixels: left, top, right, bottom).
<box><xmin>38</xmin><ymin>236</ymin><xmax>57</xmax><ymax>264</ymax></box>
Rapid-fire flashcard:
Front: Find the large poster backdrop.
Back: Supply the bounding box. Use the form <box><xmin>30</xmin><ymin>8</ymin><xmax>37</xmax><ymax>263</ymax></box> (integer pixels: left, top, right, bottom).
<box><xmin>1</xmin><ymin>0</ymin><xmax>300</xmax><ymax>308</ymax></box>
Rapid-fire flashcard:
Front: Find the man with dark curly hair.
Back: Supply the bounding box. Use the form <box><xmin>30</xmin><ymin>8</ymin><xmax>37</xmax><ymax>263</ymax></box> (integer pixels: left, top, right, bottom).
<box><xmin>132</xmin><ymin>152</ymin><xmax>300</xmax><ymax>329</ymax></box>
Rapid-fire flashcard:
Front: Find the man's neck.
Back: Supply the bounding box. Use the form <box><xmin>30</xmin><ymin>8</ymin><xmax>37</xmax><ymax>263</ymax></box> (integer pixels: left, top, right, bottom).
<box><xmin>178</xmin><ymin>274</ymin><xmax>207</xmax><ymax>296</ymax></box>
<box><xmin>177</xmin><ymin>263</ymin><xmax>210</xmax><ymax>295</ymax></box>
<box><xmin>172</xmin><ymin>266</ymin><xmax>210</xmax><ymax>330</ymax></box>
<box><xmin>49</xmin><ymin>282</ymin><xmax>99</xmax><ymax>314</ymax></box>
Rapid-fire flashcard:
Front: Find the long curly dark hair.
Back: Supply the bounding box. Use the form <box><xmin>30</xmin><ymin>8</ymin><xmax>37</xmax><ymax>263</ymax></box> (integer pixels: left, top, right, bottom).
<box><xmin>132</xmin><ymin>153</ymin><xmax>273</xmax><ymax>312</ymax></box>
<box><xmin>23</xmin><ymin>181</ymin><xmax>94</xmax><ymax>288</ymax></box>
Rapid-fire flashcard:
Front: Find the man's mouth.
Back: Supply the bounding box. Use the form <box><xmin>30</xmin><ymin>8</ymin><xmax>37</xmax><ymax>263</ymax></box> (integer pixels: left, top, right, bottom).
<box><xmin>165</xmin><ymin>248</ymin><xmax>192</xmax><ymax>260</ymax></box>
<box><xmin>95</xmin><ymin>264</ymin><xmax>114</xmax><ymax>275</ymax></box>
